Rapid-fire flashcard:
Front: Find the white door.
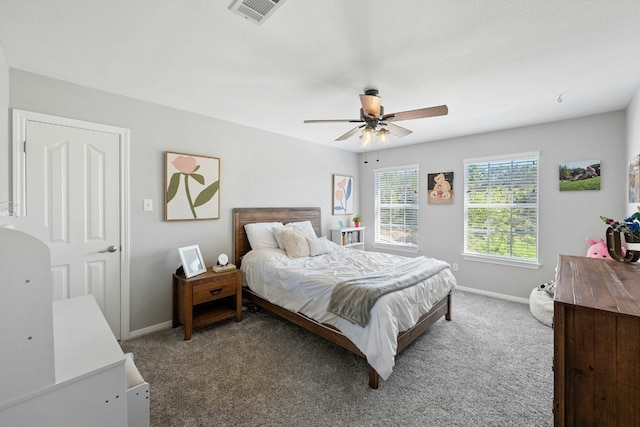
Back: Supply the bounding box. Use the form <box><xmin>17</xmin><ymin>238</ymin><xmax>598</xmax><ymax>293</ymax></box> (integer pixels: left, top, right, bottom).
<box><xmin>13</xmin><ymin>111</ymin><xmax>129</xmax><ymax>339</ymax></box>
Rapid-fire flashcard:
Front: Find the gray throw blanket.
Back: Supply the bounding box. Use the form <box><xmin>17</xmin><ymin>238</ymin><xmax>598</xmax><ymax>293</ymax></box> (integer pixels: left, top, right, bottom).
<box><xmin>327</xmin><ymin>257</ymin><xmax>450</xmax><ymax>327</ymax></box>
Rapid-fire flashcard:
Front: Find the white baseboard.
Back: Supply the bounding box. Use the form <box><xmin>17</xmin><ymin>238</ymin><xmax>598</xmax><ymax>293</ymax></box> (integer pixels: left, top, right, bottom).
<box><xmin>455</xmin><ymin>285</ymin><xmax>529</xmax><ymax>305</ymax></box>
<box><xmin>127</xmin><ymin>320</ymin><xmax>173</xmax><ymax>339</ymax></box>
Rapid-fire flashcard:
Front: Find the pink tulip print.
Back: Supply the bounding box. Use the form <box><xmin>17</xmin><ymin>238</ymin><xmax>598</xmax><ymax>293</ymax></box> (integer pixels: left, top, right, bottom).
<box><xmin>172</xmin><ymin>156</ymin><xmax>198</xmax><ymax>175</ymax></box>
<box><xmin>166</xmin><ymin>153</ymin><xmax>220</xmax><ymax>220</ymax></box>
<box><xmin>333</xmin><ymin>175</ymin><xmax>353</xmax><ymax>214</ymax></box>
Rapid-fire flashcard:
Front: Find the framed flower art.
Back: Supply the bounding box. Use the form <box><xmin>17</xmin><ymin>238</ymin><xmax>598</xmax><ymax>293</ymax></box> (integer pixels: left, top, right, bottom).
<box><xmin>333</xmin><ymin>174</ymin><xmax>354</xmax><ymax>215</ymax></box>
<box><xmin>165</xmin><ymin>151</ymin><xmax>220</xmax><ymax>221</ymax></box>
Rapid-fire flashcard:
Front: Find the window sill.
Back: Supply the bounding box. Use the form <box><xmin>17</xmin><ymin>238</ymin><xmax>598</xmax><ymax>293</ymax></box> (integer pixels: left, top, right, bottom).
<box><xmin>462</xmin><ymin>253</ymin><xmax>541</xmax><ymax>269</ymax></box>
<box><xmin>373</xmin><ymin>243</ymin><xmax>420</xmax><ymax>254</ymax></box>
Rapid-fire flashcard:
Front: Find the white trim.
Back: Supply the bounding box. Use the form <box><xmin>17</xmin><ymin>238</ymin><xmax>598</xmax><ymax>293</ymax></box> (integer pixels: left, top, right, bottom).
<box><xmin>11</xmin><ymin>109</ymin><xmax>132</xmax><ymax>340</ymax></box>
<box><xmin>372</xmin><ymin>242</ymin><xmax>420</xmax><ymax>254</ymax></box>
<box><xmin>127</xmin><ymin>320</ymin><xmax>173</xmax><ymax>339</ymax></box>
<box><xmin>11</xmin><ymin>111</ymin><xmax>26</xmax><ymax>216</ymax></box>
<box><xmin>373</xmin><ymin>164</ymin><xmax>420</xmax><ymax>248</ymax></box>
<box><xmin>462</xmin><ymin>253</ymin><xmax>541</xmax><ymax>269</ymax></box>
<box><xmin>119</xmin><ymin>128</ymin><xmax>131</xmax><ymax>340</ymax></box>
<box><xmin>372</xmin><ymin>163</ymin><xmax>419</xmax><ymax>174</ymax></box>
<box><xmin>463</xmin><ymin>150</ymin><xmax>540</xmax><ymax>165</ymax></box>
<box><xmin>455</xmin><ymin>285</ymin><xmax>529</xmax><ymax>304</ymax></box>
<box><xmin>463</xmin><ymin>152</ymin><xmax>540</xmax><ymax>266</ymax></box>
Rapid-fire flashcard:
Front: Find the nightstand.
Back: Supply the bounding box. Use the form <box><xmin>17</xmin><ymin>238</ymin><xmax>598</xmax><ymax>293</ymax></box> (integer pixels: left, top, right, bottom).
<box><xmin>172</xmin><ymin>269</ymin><xmax>242</xmax><ymax>340</ymax></box>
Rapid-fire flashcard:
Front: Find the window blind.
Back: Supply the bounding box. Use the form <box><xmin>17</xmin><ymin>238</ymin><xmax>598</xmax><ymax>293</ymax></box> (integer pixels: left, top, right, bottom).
<box><xmin>464</xmin><ymin>153</ymin><xmax>539</xmax><ymax>262</ymax></box>
<box><xmin>374</xmin><ymin>165</ymin><xmax>419</xmax><ymax>248</ymax></box>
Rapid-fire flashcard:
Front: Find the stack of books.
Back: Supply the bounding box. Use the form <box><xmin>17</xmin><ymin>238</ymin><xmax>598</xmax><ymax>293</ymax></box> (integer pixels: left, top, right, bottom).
<box><xmin>212</xmin><ymin>263</ymin><xmax>237</xmax><ymax>273</ymax></box>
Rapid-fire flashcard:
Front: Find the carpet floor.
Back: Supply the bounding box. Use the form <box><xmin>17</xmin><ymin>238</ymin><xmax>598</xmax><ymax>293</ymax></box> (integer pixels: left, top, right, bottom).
<box><xmin>121</xmin><ymin>290</ymin><xmax>553</xmax><ymax>426</ymax></box>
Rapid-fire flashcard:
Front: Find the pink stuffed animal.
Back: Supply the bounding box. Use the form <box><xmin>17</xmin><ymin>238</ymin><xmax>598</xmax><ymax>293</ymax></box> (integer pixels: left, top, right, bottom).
<box><xmin>586</xmin><ymin>237</ymin><xmax>621</xmax><ymax>259</ymax></box>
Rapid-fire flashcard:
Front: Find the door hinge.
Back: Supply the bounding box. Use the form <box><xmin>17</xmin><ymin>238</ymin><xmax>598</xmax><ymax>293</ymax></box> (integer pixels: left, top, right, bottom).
<box><xmin>23</xmin><ymin>140</ymin><xmax>26</xmax><ymax>153</ymax></box>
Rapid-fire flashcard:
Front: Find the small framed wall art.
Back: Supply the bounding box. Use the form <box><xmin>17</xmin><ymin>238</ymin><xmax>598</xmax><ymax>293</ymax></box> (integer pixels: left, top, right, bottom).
<box><xmin>629</xmin><ymin>154</ymin><xmax>639</xmax><ymax>203</ymax></box>
<box><xmin>558</xmin><ymin>159</ymin><xmax>601</xmax><ymax>191</ymax></box>
<box><xmin>333</xmin><ymin>174</ymin><xmax>354</xmax><ymax>215</ymax></box>
<box><xmin>427</xmin><ymin>172</ymin><xmax>454</xmax><ymax>204</ymax></box>
<box><xmin>165</xmin><ymin>151</ymin><xmax>220</xmax><ymax>220</ymax></box>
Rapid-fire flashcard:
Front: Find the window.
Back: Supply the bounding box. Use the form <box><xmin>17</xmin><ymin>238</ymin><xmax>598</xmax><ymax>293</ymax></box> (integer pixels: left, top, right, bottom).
<box><xmin>374</xmin><ymin>165</ymin><xmax>419</xmax><ymax>251</ymax></box>
<box><xmin>464</xmin><ymin>152</ymin><xmax>539</xmax><ymax>266</ymax></box>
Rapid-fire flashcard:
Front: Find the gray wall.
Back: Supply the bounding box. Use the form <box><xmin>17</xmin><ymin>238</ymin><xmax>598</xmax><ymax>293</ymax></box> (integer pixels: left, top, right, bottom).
<box><xmin>359</xmin><ymin>112</ymin><xmax>626</xmax><ymax>299</ymax></box>
<box><xmin>8</xmin><ymin>70</ymin><xmax>360</xmax><ymax>332</ymax></box>
<box><xmin>3</xmin><ymin>66</ymin><xmax>633</xmax><ymax>331</ymax></box>
<box><xmin>628</xmin><ymin>85</ymin><xmax>640</xmax><ymax>216</ymax></box>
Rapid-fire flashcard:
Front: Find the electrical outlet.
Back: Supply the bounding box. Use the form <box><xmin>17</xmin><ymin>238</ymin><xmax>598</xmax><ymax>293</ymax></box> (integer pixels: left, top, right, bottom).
<box><xmin>452</xmin><ymin>263</ymin><xmax>459</xmax><ymax>271</ymax></box>
<box><xmin>143</xmin><ymin>199</ymin><xmax>153</xmax><ymax>212</ymax></box>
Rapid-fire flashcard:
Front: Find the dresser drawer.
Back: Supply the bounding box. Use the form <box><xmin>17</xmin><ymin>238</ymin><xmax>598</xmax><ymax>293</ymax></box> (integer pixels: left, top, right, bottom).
<box><xmin>192</xmin><ymin>274</ymin><xmax>238</xmax><ymax>305</ymax></box>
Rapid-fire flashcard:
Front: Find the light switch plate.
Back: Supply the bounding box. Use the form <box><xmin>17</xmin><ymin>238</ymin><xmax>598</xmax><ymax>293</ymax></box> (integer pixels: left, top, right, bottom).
<box><xmin>143</xmin><ymin>199</ymin><xmax>153</xmax><ymax>212</ymax></box>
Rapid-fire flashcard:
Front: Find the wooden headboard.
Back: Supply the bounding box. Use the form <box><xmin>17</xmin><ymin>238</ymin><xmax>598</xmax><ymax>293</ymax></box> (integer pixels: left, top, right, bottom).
<box><xmin>233</xmin><ymin>207</ymin><xmax>322</xmax><ymax>267</ymax></box>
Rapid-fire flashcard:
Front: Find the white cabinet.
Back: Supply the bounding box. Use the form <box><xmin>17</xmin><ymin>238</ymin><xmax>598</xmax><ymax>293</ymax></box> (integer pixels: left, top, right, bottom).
<box><xmin>1</xmin><ymin>296</ymin><xmax>128</xmax><ymax>427</ymax></box>
<box><xmin>0</xmin><ymin>228</ymin><xmax>148</xmax><ymax>427</ymax></box>
<box><xmin>331</xmin><ymin>227</ymin><xmax>365</xmax><ymax>250</ymax></box>
<box><xmin>0</xmin><ymin>228</ymin><xmax>55</xmax><ymax>404</ymax></box>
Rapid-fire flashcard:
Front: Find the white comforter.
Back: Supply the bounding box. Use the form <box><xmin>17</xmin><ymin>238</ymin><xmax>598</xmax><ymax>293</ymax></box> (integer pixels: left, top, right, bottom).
<box><xmin>241</xmin><ymin>243</ymin><xmax>457</xmax><ymax>380</ymax></box>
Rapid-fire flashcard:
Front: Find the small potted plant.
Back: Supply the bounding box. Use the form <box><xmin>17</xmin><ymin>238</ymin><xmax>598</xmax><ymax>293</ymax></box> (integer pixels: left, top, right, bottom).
<box><xmin>352</xmin><ymin>215</ymin><xmax>362</xmax><ymax>227</ymax></box>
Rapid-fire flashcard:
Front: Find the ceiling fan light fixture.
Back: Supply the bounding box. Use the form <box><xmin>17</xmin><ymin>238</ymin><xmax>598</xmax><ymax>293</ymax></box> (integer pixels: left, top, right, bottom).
<box><xmin>360</xmin><ymin>128</ymin><xmax>375</xmax><ymax>148</ymax></box>
<box><xmin>360</xmin><ymin>93</ymin><xmax>381</xmax><ymax>117</ymax></box>
<box><xmin>304</xmin><ymin>89</ymin><xmax>448</xmax><ymax>146</ymax></box>
<box><xmin>377</xmin><ymin>128</ymin><xmax>390</xmax><ymax>145</ymax></box>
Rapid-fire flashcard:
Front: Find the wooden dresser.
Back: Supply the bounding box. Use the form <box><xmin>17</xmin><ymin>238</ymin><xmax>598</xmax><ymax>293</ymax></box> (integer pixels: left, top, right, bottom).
<box><xmin>554</xmin><ymin>255</ymin><xmax>640</xmax><ymax>426</ymax></box>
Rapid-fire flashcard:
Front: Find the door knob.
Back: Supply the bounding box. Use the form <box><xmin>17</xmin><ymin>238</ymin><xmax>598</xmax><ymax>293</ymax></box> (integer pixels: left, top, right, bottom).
<box><xmin>100</xmin><ymin>245</ymin><xmax>118</xmax><ymax>253</ymax></box>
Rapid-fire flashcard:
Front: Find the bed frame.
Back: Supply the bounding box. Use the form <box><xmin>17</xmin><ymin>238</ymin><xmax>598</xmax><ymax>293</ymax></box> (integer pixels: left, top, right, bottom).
<box><xmin>232</xmin><ymin>207</ymin><xmax>452</xmax><ymax>389</ymax></box>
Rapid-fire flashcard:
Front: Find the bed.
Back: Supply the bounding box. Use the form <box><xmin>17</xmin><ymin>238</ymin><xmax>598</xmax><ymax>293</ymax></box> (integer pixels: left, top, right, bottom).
<box><xmin>233</xmin><ymin>207</ymin><xmax>456</xmax><ymax>389</ymax></box>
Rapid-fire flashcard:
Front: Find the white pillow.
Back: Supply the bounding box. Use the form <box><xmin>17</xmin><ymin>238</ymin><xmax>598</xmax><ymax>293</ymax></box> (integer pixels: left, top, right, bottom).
<box><xmin>244</xmin><ymin>222</ymin><xmax>284</xmax><ymax>250</ymax></box>
<box><xmin>273</xmin><ymin>227</ymin><xmax>286</xmax><ymax>250</ymax></box>
<box><xmin>285</xmin><ymin>220</ymin><xmax>318</xmax><ymax>240</ymax></box>
<box><xmin>307</xmin><ymin>236</ymin><xmax>330</xmax><ymax>256</ymax></box>
<box><xmin>281</xmin><ymin>227</ymin><xmax>311</xmax><ymax>258</ymax></box>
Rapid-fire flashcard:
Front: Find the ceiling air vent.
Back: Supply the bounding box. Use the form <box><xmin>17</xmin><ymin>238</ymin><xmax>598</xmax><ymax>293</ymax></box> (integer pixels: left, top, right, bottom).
<box><xmin>228</xmin><ymin>0</ymin><xmax>286</xmax><ymax>25</ymax></box>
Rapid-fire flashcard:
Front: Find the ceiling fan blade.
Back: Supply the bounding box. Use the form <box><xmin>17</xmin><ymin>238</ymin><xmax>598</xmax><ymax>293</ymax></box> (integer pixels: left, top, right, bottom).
<box><xmin>304</xmin><ymin>119</ymin><xmax>363</xmax><ymax>124</ymax></box>
<box><xmin>336</xmin><ymin>125</ymin><xmax>365</xmax><ymax>141</ymax></box>
<box><xmin>359</xmin><ymin>94</ymin><xmax>381</xmax><ymax>118</ymax></box>
<box><xmin>382</xmin><ymin>104</ymin><xmax>448</xmax><ymax>122</ymax></box>
<box><xmin>383</xmin><ymin>122</ymin><xmax>413</xmax><ymax>137</ymax></box>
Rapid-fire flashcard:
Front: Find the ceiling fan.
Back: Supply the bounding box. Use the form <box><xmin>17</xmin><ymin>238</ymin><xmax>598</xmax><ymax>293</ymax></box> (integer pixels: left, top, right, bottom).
<box><xmin>304</xmin><ymin>88</ymin><xmax>448</xmax><ymax>147</ymax></box>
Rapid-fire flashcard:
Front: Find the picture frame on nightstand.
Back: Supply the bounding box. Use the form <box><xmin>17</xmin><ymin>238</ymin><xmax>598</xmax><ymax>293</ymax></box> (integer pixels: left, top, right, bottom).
<box><xmin>178</xmin><ymin>245</ymin><xmax>206</xmax><ymax>278</ymax></box>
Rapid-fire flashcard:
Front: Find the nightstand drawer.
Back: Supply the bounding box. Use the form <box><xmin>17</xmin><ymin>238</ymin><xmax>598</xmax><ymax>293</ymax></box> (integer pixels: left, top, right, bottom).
<box><xmin>192</xmin><ymin>275</ymin><xmax>237</xmax><ymax>305</ymax></box>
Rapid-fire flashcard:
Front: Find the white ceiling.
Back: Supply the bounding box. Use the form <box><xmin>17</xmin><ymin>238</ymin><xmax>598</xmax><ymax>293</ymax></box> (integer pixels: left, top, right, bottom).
<box><xmin>1</xmin><ymin>0</ymin><xmax>640</xmax><ymax>152</ymax></box>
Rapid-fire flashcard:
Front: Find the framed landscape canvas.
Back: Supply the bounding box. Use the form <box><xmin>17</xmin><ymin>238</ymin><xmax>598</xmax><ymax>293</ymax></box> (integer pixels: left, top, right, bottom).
<box><xmin>559</xmin><ymin>159</ymin><xmax>601</xmax><ymax>191</ymax></box>
<box><xmin>165</xmin><ymin>151</ymin><xmax>220</xmax><ymax>220</ymax></box>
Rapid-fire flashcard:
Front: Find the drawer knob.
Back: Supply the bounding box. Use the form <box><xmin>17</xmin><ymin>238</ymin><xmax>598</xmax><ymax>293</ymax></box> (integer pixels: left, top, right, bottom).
<box><xmin>209</xmin><ymin>288</ymin><xmax>223</xmax><ymax>296</ymax></box>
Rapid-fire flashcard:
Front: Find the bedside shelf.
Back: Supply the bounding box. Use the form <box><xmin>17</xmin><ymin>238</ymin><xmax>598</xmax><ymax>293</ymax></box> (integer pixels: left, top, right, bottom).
<box><xmin>331</xmin><ymin>227</ymin><xmax>365</xmax><ymax>250</ymax></box>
